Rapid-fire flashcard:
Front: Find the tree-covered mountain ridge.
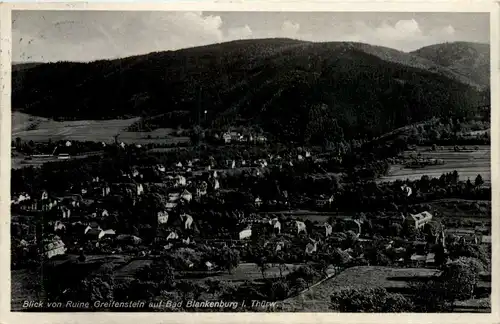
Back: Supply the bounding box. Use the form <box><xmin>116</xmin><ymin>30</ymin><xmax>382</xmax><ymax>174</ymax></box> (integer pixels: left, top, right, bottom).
<box><xmin>12</xmin><ymin>38</ymin><xmax>490</xmax><ymax>142</ymax></box>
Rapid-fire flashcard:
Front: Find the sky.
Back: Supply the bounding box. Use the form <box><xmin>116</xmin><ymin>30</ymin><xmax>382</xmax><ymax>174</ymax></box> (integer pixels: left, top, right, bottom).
<box><xmin>12</xmin><ymin>11</ymin><xmax>490</xmax><ymax>63</ymax></box>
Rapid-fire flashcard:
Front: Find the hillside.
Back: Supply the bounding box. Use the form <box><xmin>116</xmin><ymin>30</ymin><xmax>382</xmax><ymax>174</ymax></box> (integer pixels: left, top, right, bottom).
<box><xmin>12</xmin><ymin>39</ymin><xmax>489</xmax><ymax>143</ymax></box>
<box><xmin>411</xmin><ymin>42</ymin><xmax>490</xmax><ymax>89</ymax></box>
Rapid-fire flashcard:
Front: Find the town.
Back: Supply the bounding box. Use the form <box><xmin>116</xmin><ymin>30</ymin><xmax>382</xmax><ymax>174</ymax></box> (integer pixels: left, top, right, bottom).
<box><xmin>11</xmin><ymin>120</ymin><xmax>492</xmax><ymax>312</ymax></box>
<box><xmin>9</xmin><ymin>10</ymin><xmax>492</xmax><ymax>313</ymax></box>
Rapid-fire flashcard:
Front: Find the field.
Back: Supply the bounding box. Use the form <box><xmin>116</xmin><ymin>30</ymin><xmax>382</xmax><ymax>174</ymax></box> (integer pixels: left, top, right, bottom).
<box><xmin>279</xmin><ymin>266</ymin><xmax>439</xmax><ymax>311</ymax></box>
<box><xmin>11</xmin><ymin>112</ymin><xmax>190</xmax><ymax>145</ymax></box>
<box><xmin>260</xmin><ymin>210</ymin><xmax>355</xmax><ymax>222</ymax></box>
<box><xmin>377</xmin><ymin>145</ymin><xmax>490</xmax><ymax>184</ymax></box>
<box><xmin>279</xmin><ymin>266</ymin><xmax>491</xmax><ymax>312</ymax></box>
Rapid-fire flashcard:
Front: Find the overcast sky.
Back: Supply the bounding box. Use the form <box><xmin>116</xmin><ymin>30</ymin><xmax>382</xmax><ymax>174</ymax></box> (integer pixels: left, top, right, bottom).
<box><xmin>12</xmin><ymin>11</ymin><xmax>490</xmax><ymax>63</ymax></box>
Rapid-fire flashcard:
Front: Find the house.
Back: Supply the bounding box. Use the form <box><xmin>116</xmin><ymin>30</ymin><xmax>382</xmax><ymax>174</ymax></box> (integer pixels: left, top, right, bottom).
<box><xmin>175</xmin><ymin>175</ymin><xmax>187</xmax><ymax>187</ymax></box>
<box><xmin>165</xmin><ymin>202</ymin><xmax>178</xmax><ymax>210</ymax></box>
<box><xmin>181</xmin><ymin>213</ymin><xmax>194</xmax><ymax>229</ymax></box>
<box><xmin>116</xmin><ymin>234</ymin><xmax>142</xmax><ymax>245</ymax></box>
<box><xmin>101</xmin><ymin>185</ymin><xmax>111</xmax><ymax>197</ymax></box>
<box><xmin>212</xmin><ymin>179</ymin><xmax>220</xmax><ymax>190</ymax></box>
<box><xmin>157</xmin><ymin>211</ymin><xmax>169</xmax><ymax>224</ymax></box>
<box><xmin>405</xmin><ymin>211</ymin><xmax>433</xmax><ymax>229</ymax></box>
<box><xmin>65</xmin><ymin>141</ymin><xmax>72</xmax><ymax>147</ymax></box>
<box><xmin>305</xmin><ymin>240</ymin><xmax>318</xmax><ymax>254</ymax></box>
<box><xmin>254</xmin><ymin>197</ymin><xmax>262</xmax><ymax>207</ymax></box>
<box><xmin>296</xmin><ymin>221</ymin><xmax>307</xmax><ymax>234</ymax></box>
<box><xmin>205</xmin><ymin>261</ymin><xmax>214</xmax><ymax>271</ymax></box>
<box><xmin>325</xmin><ymin>223</ymin><xmax>333</xmax><ymax>237</ymax></box>
<box><xmin>481</xmin><ymin>235</ymin><xmax>491</xmax><ymax>245</ymax></box>
<box><xmin>59</xmin><ymin>206</ymin><xmax>71</xmax><ymax>219</ymax></box>
<box><xmin>167</xmin><ymin>231</ymin><xmax>179</xmax><ymax>241</ymax></box>
<box><xmin>269</xmin><ymin>218</ymin><xmax>281</xmax><ymax>234</ymax></box>
<box><xmin>256</xmin><ymin>135</ymin><xmax>267</xmax><ymax>143</ymax></box>
<box><xmin>239</xmin><ymin>228</ymin><xmax>252</xmax><ymax>240</ymax></box>
<box><xmin>196</xmin><ymin>181</ymin><xmax>208</xmax><ymax>197</ymax></box>
<box><xmin>316</xmin><ymin>195</ymin><xmax>334</xmax><ymax>208</ymax></box>
<box><xmin>181</xmin><ymin>189</ymin><xmax>192</xmax><ymax>202</ymax></box>
<box><xmin>222</xmin><ymin>132</ymin><xmax>232</xmax><ymax>143</ymax></box>
<box><xmin>410</xmin><ymin>254</ymin><xmax>426</xmax><ymax>267</ymax></box>
<box><xmin>11</xmin><ymin>193</ymin><xmax>31</xmax><ymax>205</ymax></box>
<box><xmin>85</xmin><ymin>226</ymin><xmax>105</xmax><ymax>245</ymax></box>
<box><xmin>42</xmin><ymin>235</ymin><xmax>66</xmax><ymax>259</ymax></box>
<box><xmin>136</xmin><ymin>183</ymin><xmax>144</xmax><ymax>196</ymax></box>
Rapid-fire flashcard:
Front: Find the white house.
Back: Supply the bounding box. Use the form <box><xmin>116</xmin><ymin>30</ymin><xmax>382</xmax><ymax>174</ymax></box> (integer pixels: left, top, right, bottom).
<box><xmin>136</xmin><ymin>183</ymin><xmax>144</xmax><ymax>196</ymax></box>
<box><xmin>60</xmin><ymin>206</ymin><xmax>71</xmax><ymax>219</ymax></box>
<box><xmin>102</xmin><ymin>186</ymin><xmax>111</xmax><ymax>197</ymax></box>
<box><xmin>42</xmin><ymin>235</ymin><xmax>66</xmax><ymax>259</ymax></box>
<box><xmin>65</xmin><ymin>141</ymin><xmax>72</xmax><ymax>147</ymax></box>
<box><xmin>305</xmin><ymin>241</ymin><xmax>318</xmax><ymax>254</ymax></box>
<box><xmin>41</xmin><ymin>191</ymin><xmax>49</xmax><ymax>201</ymax></box>
<box><xmin>181</xmin><ymin>213</ymin><xmax>194</xmax><ymax>229</ymax></box>
<box><xmin>175</xmin><ymin>175</ymin><xmax>187</xmax><ymax>187</ymax></box>
<box><xmin>325</xmin><ymin>223</ymin><xmax>333</xmax><ymax>237</ymax></box>
<box><xmin>157</xmin><ymin>211</ymin><xmax>169</xmax><ymax>224</ymax></box>
<box><xmin>406</xmin><ymin>211</ymin><xmax>433</xmax><ymax>229</ymax></box>
<box><xmin>239</xmin><ymin>228</ymin><xmax>252</xmax><ymax>240</ymax></box>
<box><xmin>223</xmin><ymin>132</ymin><xmax>232</xmax><ymax>143</ymax></box>
<box><xmin>167</xmin><ymin>231</ymin><xmax>179</xmax><ymax>241</ymax></box>
<box><xmin>181</xmin><ymin>189</ymin><xmax>192</xmax><ymax>202</ymax></box>
<box><xmin>296</xmin><ymin>221</ymin><xmax>307</xmax><ymax>234</ymax></box>
<box><xmin>269</xmin><ymin>218</ymin><xmax>281</xmax><ymax>234</ymax></box>
<box><xmin>213</xmin><ymin>179</ymin><xmax>220</xmax><ymax>190</ymax></box>
<box><xmin>255</xmin><ymin>197</ymin><xmax>262</xmax><ymax>207</ymax></box>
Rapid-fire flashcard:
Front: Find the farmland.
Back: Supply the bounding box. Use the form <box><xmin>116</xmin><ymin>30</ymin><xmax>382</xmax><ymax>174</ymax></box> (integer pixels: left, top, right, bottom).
<box><xmin>377</xmin><ymin>145</ymin><xmax>490</xmax><ymax>184</ymax></box>
<box><xmin>12</xmin><ymin>112</ymin><xmax>190</xmax><ymax>145</ymax></box>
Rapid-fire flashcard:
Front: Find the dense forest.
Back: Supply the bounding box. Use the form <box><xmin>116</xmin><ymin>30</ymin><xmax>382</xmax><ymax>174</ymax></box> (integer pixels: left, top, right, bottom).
<box><xmin>12</xmin><ymin>39</ymin><xmax>490</xmax><ymax>144</ymax></box>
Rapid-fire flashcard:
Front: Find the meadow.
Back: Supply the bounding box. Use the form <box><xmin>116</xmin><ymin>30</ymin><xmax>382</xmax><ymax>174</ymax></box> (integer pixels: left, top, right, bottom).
<box><xmin>279</xmin><ymin>266</ymin><xmax>490</xmax><ymax>312</ymax></box>
<box><xmin>11</xmin><ymin>112</ymin><xmax>190</xmax><ymax>145</ymax></box>
<box><xmin>377</xmin><ymin>145</ymin><xmax>490</xmax><ymax>184</ymax></box>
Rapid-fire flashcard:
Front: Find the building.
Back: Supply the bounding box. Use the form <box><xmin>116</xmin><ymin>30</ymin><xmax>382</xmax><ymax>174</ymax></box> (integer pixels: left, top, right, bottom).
<box><xmin>181</xmin><ymin>189</ymin><xmax>192</xmax><ymax>202</ymax></box>
<box><xmin>405</xmin><ymin>211</ymin><xmax>433</xmax><ymax>229</ymax></box>
<box><xmin>239</xmin><ymin>228</ymin><xmax>252</xmax><ymax>240</ymax></box>
<box><xmin>42</xmin><ymin>235</ymin><xmax>66</xmax><ymax>259</ymax></box>
<box><xmin>157</xmin><ymin>211</ymin><xmax>169</xmax><ymax>224</ymax></box>
<box><xmin>222</xmin><ymin>132</ymin><xmax>231</xmax><ymax>143</ymax></box>
<box><xmin>254</xmin><ymin>197</ymin><xmax>262</xmax><ymax>207</ymax></box>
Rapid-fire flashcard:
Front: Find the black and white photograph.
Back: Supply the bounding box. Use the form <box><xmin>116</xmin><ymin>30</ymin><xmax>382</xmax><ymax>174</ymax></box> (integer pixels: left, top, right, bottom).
<box><xmin>5</xmin><ymin>5</ymin><xmax>497</xmax><ymax>315</ymax></box>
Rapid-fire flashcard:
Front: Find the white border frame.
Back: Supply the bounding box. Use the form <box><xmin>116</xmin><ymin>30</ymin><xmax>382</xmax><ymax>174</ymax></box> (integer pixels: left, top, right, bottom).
<box><xmin>0</xmin><ymin>2</ymin><xmax>498</xmax><ymax>324</ymax></box>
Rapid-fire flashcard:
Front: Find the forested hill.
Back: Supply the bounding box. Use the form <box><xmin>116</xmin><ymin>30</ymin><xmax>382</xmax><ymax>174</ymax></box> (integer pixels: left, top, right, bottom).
<box><xmin>12</xmin><ymin>38</ymin><xmax>490</xmax><ymax>143</ymax></box>
<box><xmin>411</xmin><ymin>42</ymin><xmax>490</xmax><ymax>89</ymax></box>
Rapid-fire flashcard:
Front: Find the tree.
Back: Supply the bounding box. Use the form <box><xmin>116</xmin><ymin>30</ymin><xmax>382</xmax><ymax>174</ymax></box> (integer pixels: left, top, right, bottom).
<box><xmin>440</xmin><ymin>257</ymin><xmax>484</xmax><ymax>307</ymax></box>
<box><xmin>474</xmin><ymin>174</ymin><xmax>484</xmax><ymax>188</ymax></box>
<box><xmin>330</xmin><ymin>287</ymin><xmax>412</xmax><ymax>312</ymax></box>
<box><xmin>270</xmin><ymin>280</ymin><xmax>290</xmax><ymax>301</ymax></box>
<box><xmin>205</xmin><ymin>278</ymin><xmax>223</xmax><ymax>298</ymax></box>
<box><xmin>255</xmin><ymin>256</ymin><xmax>270</xmax><ymax>279</ymax></box>
<box><xmin>220</xmin><ymin>247</ymin><xmax>240</xmax><ymax>274</ymax></box>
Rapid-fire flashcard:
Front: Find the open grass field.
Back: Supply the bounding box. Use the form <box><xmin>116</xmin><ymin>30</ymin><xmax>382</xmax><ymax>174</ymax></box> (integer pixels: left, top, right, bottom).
<box><xmin>12</xmin><ymin>112</ymin><xmax>190</xmax><ymax>145</ymax></box>
<box><xmin>279</xmin><ymin>266</ymin><xmax>440</xmax><ymax>311</ymax></box>
<box><xmin>279</xmin><ymin>266</ymin><xmax>491</xmax><ymax>311</ymax></box>
<box><xmin>377</xmin><ymin>145</ymin><xmax>490</xmax><ymax>184</ymax></box>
